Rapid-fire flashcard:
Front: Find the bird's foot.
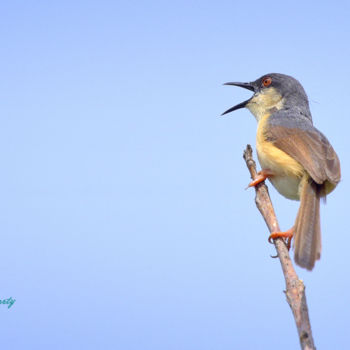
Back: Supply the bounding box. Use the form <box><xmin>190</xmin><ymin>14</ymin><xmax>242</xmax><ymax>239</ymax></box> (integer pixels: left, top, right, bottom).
<box><xmin>247</xmin><ymin>169</ymin><xmax>274</xmax><ymax>188</ymax></box>
<box><xmin>268</xmin><ymin>228</ymin><xmax>294</xmax><ymax>250</ymax></box>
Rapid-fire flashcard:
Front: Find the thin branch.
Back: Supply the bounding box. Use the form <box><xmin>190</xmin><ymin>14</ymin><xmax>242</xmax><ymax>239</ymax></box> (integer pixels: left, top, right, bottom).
<box><xmin>243</xmin><ymin>144</ymin><xmax>315</xmax><ymax>350</ymax></box>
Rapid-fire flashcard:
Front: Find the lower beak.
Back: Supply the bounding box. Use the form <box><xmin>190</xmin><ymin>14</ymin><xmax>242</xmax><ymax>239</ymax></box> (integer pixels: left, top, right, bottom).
<box><xmin>221</xmin><ymin>82</ymin><xmax>255</xmax><ymax>116</ymax></box>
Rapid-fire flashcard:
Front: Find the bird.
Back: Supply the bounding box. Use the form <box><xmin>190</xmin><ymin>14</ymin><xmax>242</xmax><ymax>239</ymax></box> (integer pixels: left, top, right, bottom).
<box><xmin>222</xmin><ymin>73</ymin><xmax>341</xmax><ymax>270</ymax></box>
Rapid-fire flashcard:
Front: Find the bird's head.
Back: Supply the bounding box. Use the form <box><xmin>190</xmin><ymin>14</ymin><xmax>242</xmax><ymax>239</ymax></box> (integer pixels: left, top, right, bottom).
<box><xmin>222</xmin><ymin>73</ymin><xmax>309</xmax><ymax>121</ymax></box>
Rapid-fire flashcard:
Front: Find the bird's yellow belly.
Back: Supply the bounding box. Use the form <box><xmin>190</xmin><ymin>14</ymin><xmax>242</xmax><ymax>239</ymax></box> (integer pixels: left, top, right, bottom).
<box><xmin>264</xmin><ymin>168</ymin><xmax>301</xmax><ymax>200</ymax></box>
<box><xmin>256</xmin><ymin>116</ymin><xmax>305</xmax><ymax>200</ymax></box>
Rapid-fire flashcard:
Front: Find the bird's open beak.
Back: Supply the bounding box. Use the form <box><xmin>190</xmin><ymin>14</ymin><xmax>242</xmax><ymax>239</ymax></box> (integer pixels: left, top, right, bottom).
<box><xmin>221</xmin><ymin>82</ymin><xmax>255</xmax><ymax>116</ymax></box>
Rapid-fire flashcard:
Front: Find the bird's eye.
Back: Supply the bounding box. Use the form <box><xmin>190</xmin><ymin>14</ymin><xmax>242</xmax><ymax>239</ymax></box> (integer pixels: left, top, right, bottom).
<box><xmin>262</xmin><ymin>77</ymin><xmax>272</xmax><ymax>87</ymax></box>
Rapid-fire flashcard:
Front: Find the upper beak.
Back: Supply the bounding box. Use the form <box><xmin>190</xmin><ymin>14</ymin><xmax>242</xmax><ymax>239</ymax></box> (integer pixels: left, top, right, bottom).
<box><xmin>221</xmin><ymin>82</ymin><xmax>255</xmax><ymax>116</ymax></box>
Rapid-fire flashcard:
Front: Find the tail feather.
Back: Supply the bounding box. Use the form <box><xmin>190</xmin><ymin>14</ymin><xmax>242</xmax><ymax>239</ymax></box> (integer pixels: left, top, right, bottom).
<box><xmin>294</xmin><ymin>177</ymin><xmax>321</xmax><ymax>270</ymax></box>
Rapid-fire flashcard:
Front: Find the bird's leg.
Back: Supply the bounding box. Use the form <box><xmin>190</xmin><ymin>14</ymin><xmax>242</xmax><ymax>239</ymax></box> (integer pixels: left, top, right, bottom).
<box><xmin>247</xmin><ymin>169</ymin><xmax>274</xmax><ymax>188</ymax></box>
<box><xmin>268</xmin><ymin>228</ymin><xmax>294</xmax><ymax>250</ymax></box>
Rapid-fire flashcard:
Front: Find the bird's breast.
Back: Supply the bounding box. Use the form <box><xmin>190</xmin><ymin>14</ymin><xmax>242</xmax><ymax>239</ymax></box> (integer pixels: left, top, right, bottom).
<box><xmin>256</xmin><ymin>115</ymin><xmax>305</xmax><ymax>200</ymax></box>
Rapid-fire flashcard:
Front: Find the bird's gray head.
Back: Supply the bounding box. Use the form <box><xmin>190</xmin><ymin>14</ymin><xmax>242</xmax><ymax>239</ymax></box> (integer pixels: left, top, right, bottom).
<box><xmin>222</xmin><ymin>73</ymin><xmax>310</xmax><ymax>121</ymax></box>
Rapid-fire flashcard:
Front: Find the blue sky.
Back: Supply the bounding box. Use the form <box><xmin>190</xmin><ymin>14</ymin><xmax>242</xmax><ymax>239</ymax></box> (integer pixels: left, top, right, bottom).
<box><xmin>1</xmin><ymin>1</ymin><xmax>350</xmax><ymax>348</ymax></box>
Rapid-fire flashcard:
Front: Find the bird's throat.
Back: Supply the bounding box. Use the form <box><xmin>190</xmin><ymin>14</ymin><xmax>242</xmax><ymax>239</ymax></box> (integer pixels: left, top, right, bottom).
<box><xmin>246</xmin><ymin>88</ymin><xmax>284</xmax><ymax>121</ymax></box>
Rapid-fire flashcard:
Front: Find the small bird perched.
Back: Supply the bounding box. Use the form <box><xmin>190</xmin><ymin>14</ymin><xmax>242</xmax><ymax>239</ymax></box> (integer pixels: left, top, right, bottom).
<box><xmin>222</xmin><ymin>73</ymin><xmax>341</xmax><ymax>270</ymax></box>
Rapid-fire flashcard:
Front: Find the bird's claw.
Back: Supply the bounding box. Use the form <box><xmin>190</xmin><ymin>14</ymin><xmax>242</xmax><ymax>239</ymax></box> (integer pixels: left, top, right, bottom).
<box><xmin>268</xmin><ymin>228</ymin><xmax>294</xmax><ymax>251</ymax></box>
<box><xmin>247</xmin><ymin>169</ymin><xmax>274</xmax><ymax>188</ymax></box>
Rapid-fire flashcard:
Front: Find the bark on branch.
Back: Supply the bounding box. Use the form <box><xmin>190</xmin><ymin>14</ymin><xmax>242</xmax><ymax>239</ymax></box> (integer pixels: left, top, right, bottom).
<box><xmin>243</xmin><ymin>144</ymin><xmax>316</xmax><ymax>350</ymax></box>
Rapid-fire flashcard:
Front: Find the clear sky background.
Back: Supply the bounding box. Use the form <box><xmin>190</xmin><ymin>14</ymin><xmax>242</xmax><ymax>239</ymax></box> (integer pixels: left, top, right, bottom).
<box><xmin>1</xmin><ymin>1</ymin><xmax>349</xmax><ymax>349</ymax></box>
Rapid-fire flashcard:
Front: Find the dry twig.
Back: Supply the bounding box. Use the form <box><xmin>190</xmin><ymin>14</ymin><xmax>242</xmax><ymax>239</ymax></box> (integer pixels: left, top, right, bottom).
<box><xmin>243</xmin><ymin>144</ymin><xmax>315</xmax><ymax>350</ymax></box>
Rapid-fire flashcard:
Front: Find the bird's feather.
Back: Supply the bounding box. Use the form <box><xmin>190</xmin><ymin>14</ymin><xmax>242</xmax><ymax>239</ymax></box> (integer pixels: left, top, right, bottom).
<box><xmin>265</xmin><ymin>111</ymin><xmax>341</xmax><ymax>187</ymax></box>
<box><xmin>293</xmin><ymin>176</ymin><xmax>321</xmax><ymax>270</ymax></box>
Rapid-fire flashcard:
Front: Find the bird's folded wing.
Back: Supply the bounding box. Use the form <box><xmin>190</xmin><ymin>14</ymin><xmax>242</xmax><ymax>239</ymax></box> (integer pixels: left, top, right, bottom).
<box><xmin>265</xmin><ymin>124</ymin><xmax>340</xmax><ymax>185</ymax></box>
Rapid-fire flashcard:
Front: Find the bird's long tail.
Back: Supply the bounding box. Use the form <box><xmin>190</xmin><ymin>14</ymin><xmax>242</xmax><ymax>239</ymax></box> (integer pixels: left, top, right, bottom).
<box><xmin>293</xmin><ymin>176</ymin><xmax>321</xmax><ymax>270</ymax></box>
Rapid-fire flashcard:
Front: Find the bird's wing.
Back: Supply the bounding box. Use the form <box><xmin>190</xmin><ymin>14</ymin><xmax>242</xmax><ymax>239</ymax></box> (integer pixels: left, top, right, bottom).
<box><xmin>265</xmin><ymin>114</ymin><xmax>340</xmax><ymax>185</ymax></box>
